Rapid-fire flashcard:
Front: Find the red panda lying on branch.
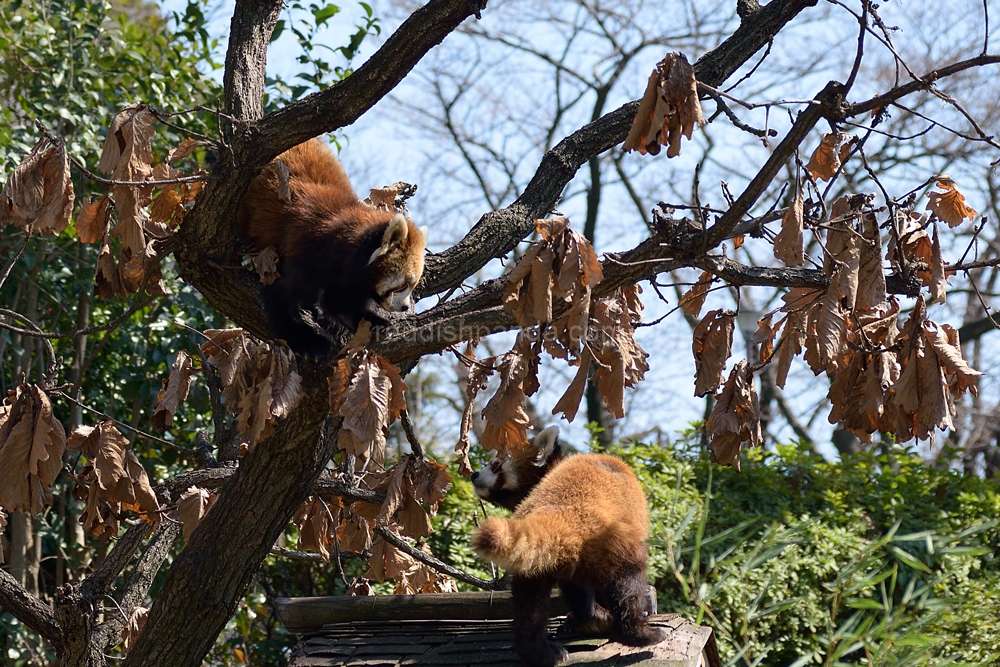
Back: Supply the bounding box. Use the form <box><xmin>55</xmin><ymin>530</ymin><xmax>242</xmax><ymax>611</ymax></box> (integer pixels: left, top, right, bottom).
<box><xmin>237</xmin><ymin>139</ymin><xmax>428</xmax><ymax>356</ymax></box>
<box><xmin>471</xmin><ymin>426</ymin><xmax>666</xmax><ymax>667</ymax></box>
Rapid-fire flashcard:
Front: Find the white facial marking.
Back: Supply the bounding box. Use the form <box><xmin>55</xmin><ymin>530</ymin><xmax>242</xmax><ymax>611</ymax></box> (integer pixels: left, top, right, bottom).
<box><xmin>472</xmin><ymin>466</ymin><xmax>499</xmax><ymax>498</ymax></box>
<box><xmin>500</xmin><ymin>461</ymin><xmax>519</xmax><ymax>490</ymax></box>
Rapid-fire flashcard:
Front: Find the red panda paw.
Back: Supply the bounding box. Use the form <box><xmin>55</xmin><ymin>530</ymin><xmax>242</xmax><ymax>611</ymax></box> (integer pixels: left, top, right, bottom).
<box><xmin>614</xmin><ymin>623</ymin><xmax>667</xmax><ymax>647</ymax></box>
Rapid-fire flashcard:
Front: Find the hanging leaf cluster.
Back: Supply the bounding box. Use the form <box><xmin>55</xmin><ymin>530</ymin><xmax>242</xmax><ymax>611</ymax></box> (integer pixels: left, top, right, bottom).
<box><xmin>292</xmin><ymin>452</ymin><xmax>454</xmax><ymax>594</ymax></box>
<box><xmin>623</xmin><ymin>52</ymin><xmax>706</xmax><ymax>157</ymax></box>
<box><xmin>757</xmin><ymin>176</ymin><xmax>983</xmax><ymax>448</ymax></box>
<box><xmin>462</xmin><ymin>218</ymin><xmax>647</xmax><ymax>465</ymax></box>
<box><xmin>328</xmin><ymin>343</ymin><xmax>408</xmax><ymax>465</ymax></box>
<box><xmin>0</xmin><ymin>384</ymin><xmax>67</xmax><ymax>516</ymax></box>
<box><xmin>0</xmin><ymin>135</ymin><xmax>74</xmax><ymax>236</ymax></box>
<box><xmin>68</xmin><ymin>421</ymin><xmax>160</xmax><ymax>538</ymax></box>
<box><xmin>200</xmin><ymin>329</ymin><xmax>304</xmax><ymax>449</ymax></box>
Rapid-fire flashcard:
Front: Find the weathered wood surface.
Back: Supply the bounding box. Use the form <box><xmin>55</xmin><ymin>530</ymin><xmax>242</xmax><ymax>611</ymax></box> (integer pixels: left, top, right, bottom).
<box><xmin>276</xmin><ymin>591</ymin><xmax>569</xmax><ymax>630</ymax></box>
<box><xmin>278</xmin><ymin>592</ymin><xmax>721</xmax><ymax>667</ymax></box>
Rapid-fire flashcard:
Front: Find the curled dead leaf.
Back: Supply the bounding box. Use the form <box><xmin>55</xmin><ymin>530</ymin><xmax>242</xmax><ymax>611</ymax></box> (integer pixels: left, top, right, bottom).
<box><xmin>705</xmin><ymin>361</ymin><xmax>762</xmax><ymax>471</ymax></box>
<box><xmin>202</xmin><ymin>333</ymin><xmax>303</xmax><ymax>449</ymax></box>
<box><xmin>926</xmin><ymin>176</ymin><xmax>977</xmax><ymax>227</ymax></box>
<box><xmin>174</xmin><ymin>486</ymin><xmax>215</xmax><ymax>542</ymax></box>
<box><xmin>773</xmin><ymin>190</ymin><xmax>804</xmax><ymax>266</ymax></box>
<box><xmin>0</xmin><ymin>384</ymin><xmax>67</xmax><ymax>515</ymax></box>
<box><xmin>121</xmin><ymin>606</ymin><xmax>149</xmax><ymax>653</ymax></box>
<box><xmin>481</xmin><ymin>352</ymin><xmax>532</xmax><ymax>458</ymax></box>
<box><xmin>76</xmin><ymin>196</ymin><xmax>110</xmax><ymax>244</ymax></box>
<box><xmin>151</xmin><ymin>350</ymin><xmax>194</xmax><ymax>431</ymax></box>
<box><xmin>69</xmin><ymin>421</ymin><xmax>159</xmax><ymax>534</ymax></box>
<box><xmin>293</xmin><ymin>496</ymin><xmax>337</xmax><ymax>562</ymax></box>
<box><xmin>0</xmin><ymin>136</ymin><xmax>75</xmax><ymax>237</ymax></box>
<box><xmin>679</xmin><ymin>271</ymin><xmax>714</xmax><ymax>318</ymax></box>
<box><xmin>805</xmin><ymin>132</ymin><xmax>851</xmax><ymax>182</ymax></box>
<box><xmin>623</xmin><ymin>52</ymin><xmax>705</xmax><ymax>157</ymax></box>
<box><xmin>166</xmin><ymin>137</ymin><xmax>201</xmax><ymax>164</ymax></box>
<box><xmin>691</xmin><ymin>309</ymin><xmax>735</xmax><ymax>397</ymax></box>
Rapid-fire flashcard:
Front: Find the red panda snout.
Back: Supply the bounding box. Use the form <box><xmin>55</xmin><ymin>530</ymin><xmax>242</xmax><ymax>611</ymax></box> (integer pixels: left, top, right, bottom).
<box><xmin>471</xmin><ymin>426</ymin><xmax>563</xmax><ymax>512</ymax></box>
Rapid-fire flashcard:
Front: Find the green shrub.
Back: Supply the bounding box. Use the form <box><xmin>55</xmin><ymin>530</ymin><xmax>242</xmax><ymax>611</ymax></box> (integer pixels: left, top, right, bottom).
<box><xmin>431</xmin><ymin>435</ymin><xmax>1000</xmax><ymax>666</ymax></box>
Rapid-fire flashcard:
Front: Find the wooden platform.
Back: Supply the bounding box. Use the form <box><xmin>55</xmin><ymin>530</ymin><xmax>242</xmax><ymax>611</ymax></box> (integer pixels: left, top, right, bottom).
<box><xmin>277</xmin><ymin>592</ymin><xmax>721</xmax><ymax>667</ymax></box>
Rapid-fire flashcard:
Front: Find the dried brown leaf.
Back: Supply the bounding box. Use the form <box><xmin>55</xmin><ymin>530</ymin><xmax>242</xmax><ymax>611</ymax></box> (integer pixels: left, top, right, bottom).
<box><xmin>926</xmin><ymin>177</ymin><xmax>977</xmax><ymax>227</ymax></box>
<box><xmin>679</xmin><ymin>271</ymin><xmax>713</xmax><ymax>318</ymax></box>
<box><xmin>551</xmin><ymin>349</ymin><xmax>592</xmax><ymax>423</ymax></box>
<box><xmin>328</xmin><ymin>355</ymin><xmax>355</xmax><ymax>416</ymax></box>
<box><xmin>928</xmin><ymin>224</ymin><xmax>947</xmax><ymax>304</ymax></box>
<box><xmin>166</xmin><ymin>137</ymin><xmax>200</xmax><ymax>164</ymax></box>
<box><xmin>293</xmin><ymin>496</ymin><xmax>336</xmax><ymax>562</ymax></box>
<box><xmin>924</xmin><ymin>322</ymin><xmax>982</xmax><ymax>395</ymax></box>
<box><xmin>200</xmin><ymin>328</ymin><xmax>243</xmax><ymax>362</ymax></box>
<box><xmin>174</xmin><ymin>486</ymin><xmax>215</xmax><ymax>542</ymax></box>
<box><xmin>806</xmin><ymin>132</ymin><xmax>849</xmax><ymax>181</ymax></box>
<box><xmin>481</xmin><ymin>353</ymin><xmax>531</xmax><ymax>457</ymax></box>
<box><xmin>456</xmin><ymin>354</ymin><xmax>494</xmax><ymax>476</ymax></box>
<box><xmin>338</xmin><ymin>353</ymin><xmax>393</xmax><ymax>462</ymax></box>
<box><xmin>121</xmin><ymin>606</ymin><xmax>149</xmax><ymax>653</ymax></box>
<box><xmin>69</xmin><ymin>421</ymin><xmax>159</xmax><ymax>528</ymax></box>
<box><xmin>0</xmin><ymin>384</ymin><xmax>67</xmax><ymax>515</ymax></box>
<box><xmin>253</xmin><ymin>246</ymin><xmax>280</xmax><ymax>286</ymax></box>
<box><xmin>856</xmin><ymin>212</ymin><xmax>887</xmax><ymax>312</ymax></box>
<box><xmin>705</xmin><ymin>361</ymin><xmax>761</xmax><ymax>471</ymax></box>
<box><xmin>691</xmin><ymin>309</ymin><xmax>735</xmax><ymax>397</ymax></box>
<box><xmin>374</xmin><ymin>356</ymin><xmax>408</xmax><ymax>421</ymax></box>
<box><xmin>774</xmin><ymin>190</ymin><xmax>804</xmax><ymax>265</ymax></box>
<box><xmin>623</xmin><ymin>52</ymin><xmax>705</xmax><ymax>157</ymax></box>
<box><xmin>0</xmin><ymin>136</ymin><xmax>75</xmax><ymax>236</ymax></box>
<box><xmin>751</xmin><ymin>313</ymin><xmax>777</xmax><ymax>364</ymax></box>
<box><xmin>151</xmin><ymin>350</ymin><xmax>194</xmax><ymax>430</ymax></box>
<box><xmin>588</xmin><ymin>286</ymin><xmax>648</xmax><ymax>418</ymax></box>
<box><xmin>365</xmin><ymin>533</ymin><xmax>417</xmax><ymax>583</ymax></box>
<box><xmin>337</xmin><ymin>505</ymin><xmax>373</xmax><ymax>553</ymax></box>
<box><xmin>94</xmin><ymin>239</ymin><xmax>124</xmax><ymax>299</ymax></box>
<box><xmin>76</xmin><ymin>196</ymin><xmax>110</xmax><ymax>244</ymax></box>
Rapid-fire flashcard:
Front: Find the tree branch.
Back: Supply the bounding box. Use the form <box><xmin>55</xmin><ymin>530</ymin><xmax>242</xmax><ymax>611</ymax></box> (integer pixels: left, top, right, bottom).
<box><xmin>0</xmin><ymin>567</ymin><xmax>62</xmax><ymax>649</ymax></box>
<box><xmin>420</xmin><ymin>0</ymin><xmax>822</xmax><ymax>296</ymax></box>
<box><xmin>374</xmin><ymin>526</ymin><xmax>504</xmax><ymax>591</ymax></box>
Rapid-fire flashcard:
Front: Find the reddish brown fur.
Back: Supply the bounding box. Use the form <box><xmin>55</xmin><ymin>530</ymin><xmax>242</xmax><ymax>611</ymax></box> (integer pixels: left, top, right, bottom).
<box><xmin>237</xmin><ymin>139</ymin><xmax>426</xmax><ymax>356</ymax></box>
<box><xmin>471</xmin><ymin>430</ymin><xmax>665</xmax><ymax>667</ymax></box>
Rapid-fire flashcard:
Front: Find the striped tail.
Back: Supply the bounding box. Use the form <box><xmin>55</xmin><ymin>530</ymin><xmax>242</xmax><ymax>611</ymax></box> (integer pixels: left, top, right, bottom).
<box><xmin>471</xmin><ymin>514</ymin><xmax>580</xmax><ymax>576</ymax></box>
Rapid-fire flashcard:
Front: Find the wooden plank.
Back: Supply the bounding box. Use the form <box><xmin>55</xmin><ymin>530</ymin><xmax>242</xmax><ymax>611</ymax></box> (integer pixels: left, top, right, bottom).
<box><xmin>276</xmin><ymin>592</ymin><xmax>571</xmax><ymax>632</ymax></box>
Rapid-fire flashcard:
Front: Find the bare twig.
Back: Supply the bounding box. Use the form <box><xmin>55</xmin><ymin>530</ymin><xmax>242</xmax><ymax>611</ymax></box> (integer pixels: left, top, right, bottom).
<box><xmin>0</xmin><ymin>233</ymin><xmax>29</xmax><ymax>292</ymax></box>
<box><xmin>375</xmin><ymin>525</ymin><xmax>504</xmax><ymax>591</ymax></box>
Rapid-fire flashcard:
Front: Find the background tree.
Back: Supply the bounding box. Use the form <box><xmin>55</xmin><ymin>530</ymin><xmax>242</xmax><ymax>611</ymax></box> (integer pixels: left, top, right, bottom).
<box><xmin>0</xmin><ymin>0</ymin><xmax>999</xmax><ymax>665</ymax></box>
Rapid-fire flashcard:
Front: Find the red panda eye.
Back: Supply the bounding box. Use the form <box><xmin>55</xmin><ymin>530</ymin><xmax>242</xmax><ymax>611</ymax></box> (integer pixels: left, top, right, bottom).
<box><xmin>489</xmin><ymin>459</ymin><xmax>501</xmax><ymax>473</ymax></box>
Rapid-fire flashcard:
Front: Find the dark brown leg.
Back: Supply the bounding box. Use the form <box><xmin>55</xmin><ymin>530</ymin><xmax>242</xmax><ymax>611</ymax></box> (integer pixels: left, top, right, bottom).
<box><xmin>559</xmin><ymin>582</ymin><xmax>612</xmax><ymax>635</ymax></box>
<box><xmin>512</xmin><ymin>575</ymin><xmax>567</xmax><ymax>667</ymax></box>
<box><xmin>601</xmin><ymin>571</ymin><xmax>666</xmax><ymax>647</ymax></box>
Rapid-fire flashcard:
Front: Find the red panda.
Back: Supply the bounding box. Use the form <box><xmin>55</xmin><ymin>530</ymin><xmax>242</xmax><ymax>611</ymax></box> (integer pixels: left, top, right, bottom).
<box><xmin>471</xmin><ymin>426</ymin><xmax>665</xmax><ymax>667</ymax></box>
<box><xmin>237</xmin><ymin>139</ymin><xmax>428</xmax><ymax>356</ymax></box>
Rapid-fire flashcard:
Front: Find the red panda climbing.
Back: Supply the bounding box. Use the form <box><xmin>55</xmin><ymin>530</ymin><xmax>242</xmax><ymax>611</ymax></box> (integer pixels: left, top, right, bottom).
<box><xmin>237</xmin><ymin>139</ymin><xmax>428</xmax><ymax>356</ymax></box>
<box><xmin>471</xmin><ymin>426</ymin><xmax>665</xmax><ymax>667</ymax></box>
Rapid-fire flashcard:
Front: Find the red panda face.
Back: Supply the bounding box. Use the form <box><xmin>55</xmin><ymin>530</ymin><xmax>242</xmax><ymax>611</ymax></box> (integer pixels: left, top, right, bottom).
<box><xmin>370</xmin><ymin>214</ymin><xmax>428</xmax><ymax>313</ymax></box>
<box><xmin>471</xmin><ymin>426</ymin><xmax>563</xmax><ymax>512</ymax></box>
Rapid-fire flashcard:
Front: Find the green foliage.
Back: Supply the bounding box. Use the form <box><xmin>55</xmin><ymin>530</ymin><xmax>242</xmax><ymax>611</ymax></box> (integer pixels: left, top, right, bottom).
<box><xmin>265</xmin><ymin>1</ymin><xmax>381</xmax><ymax>108</ymax></box>
<box><xmin>618</xmin><ymin>437</ymin><xmax>1000</xmax><ymax>666</ymax></box>
<box><xmin>430</xmin><ymin>437</ymin><xmax>1000</xmax><ymax>666</ymax></box>
<box><xmin>0</xmin><ymin>1</ymin><xmax>222</xmax><ymax>662</ymax></box>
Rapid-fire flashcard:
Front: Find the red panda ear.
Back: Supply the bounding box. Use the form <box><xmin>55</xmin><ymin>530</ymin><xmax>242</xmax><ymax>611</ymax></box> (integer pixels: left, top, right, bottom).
<box><xmin>530</xmin><ymin>425</ymin><xmax>560</xmax><ymax>465</ymax></box>
<box><xmin>369</xmin><ymin>214</ymin><xmax>408</xmax><ymax>265</ymax></box>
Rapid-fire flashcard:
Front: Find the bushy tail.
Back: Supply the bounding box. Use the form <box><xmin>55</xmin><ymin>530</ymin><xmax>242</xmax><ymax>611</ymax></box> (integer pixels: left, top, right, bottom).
<box><xmin>472</xmin><ymin>514</ymin><xmax>580</xmax><ymax>576</ymax></box>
